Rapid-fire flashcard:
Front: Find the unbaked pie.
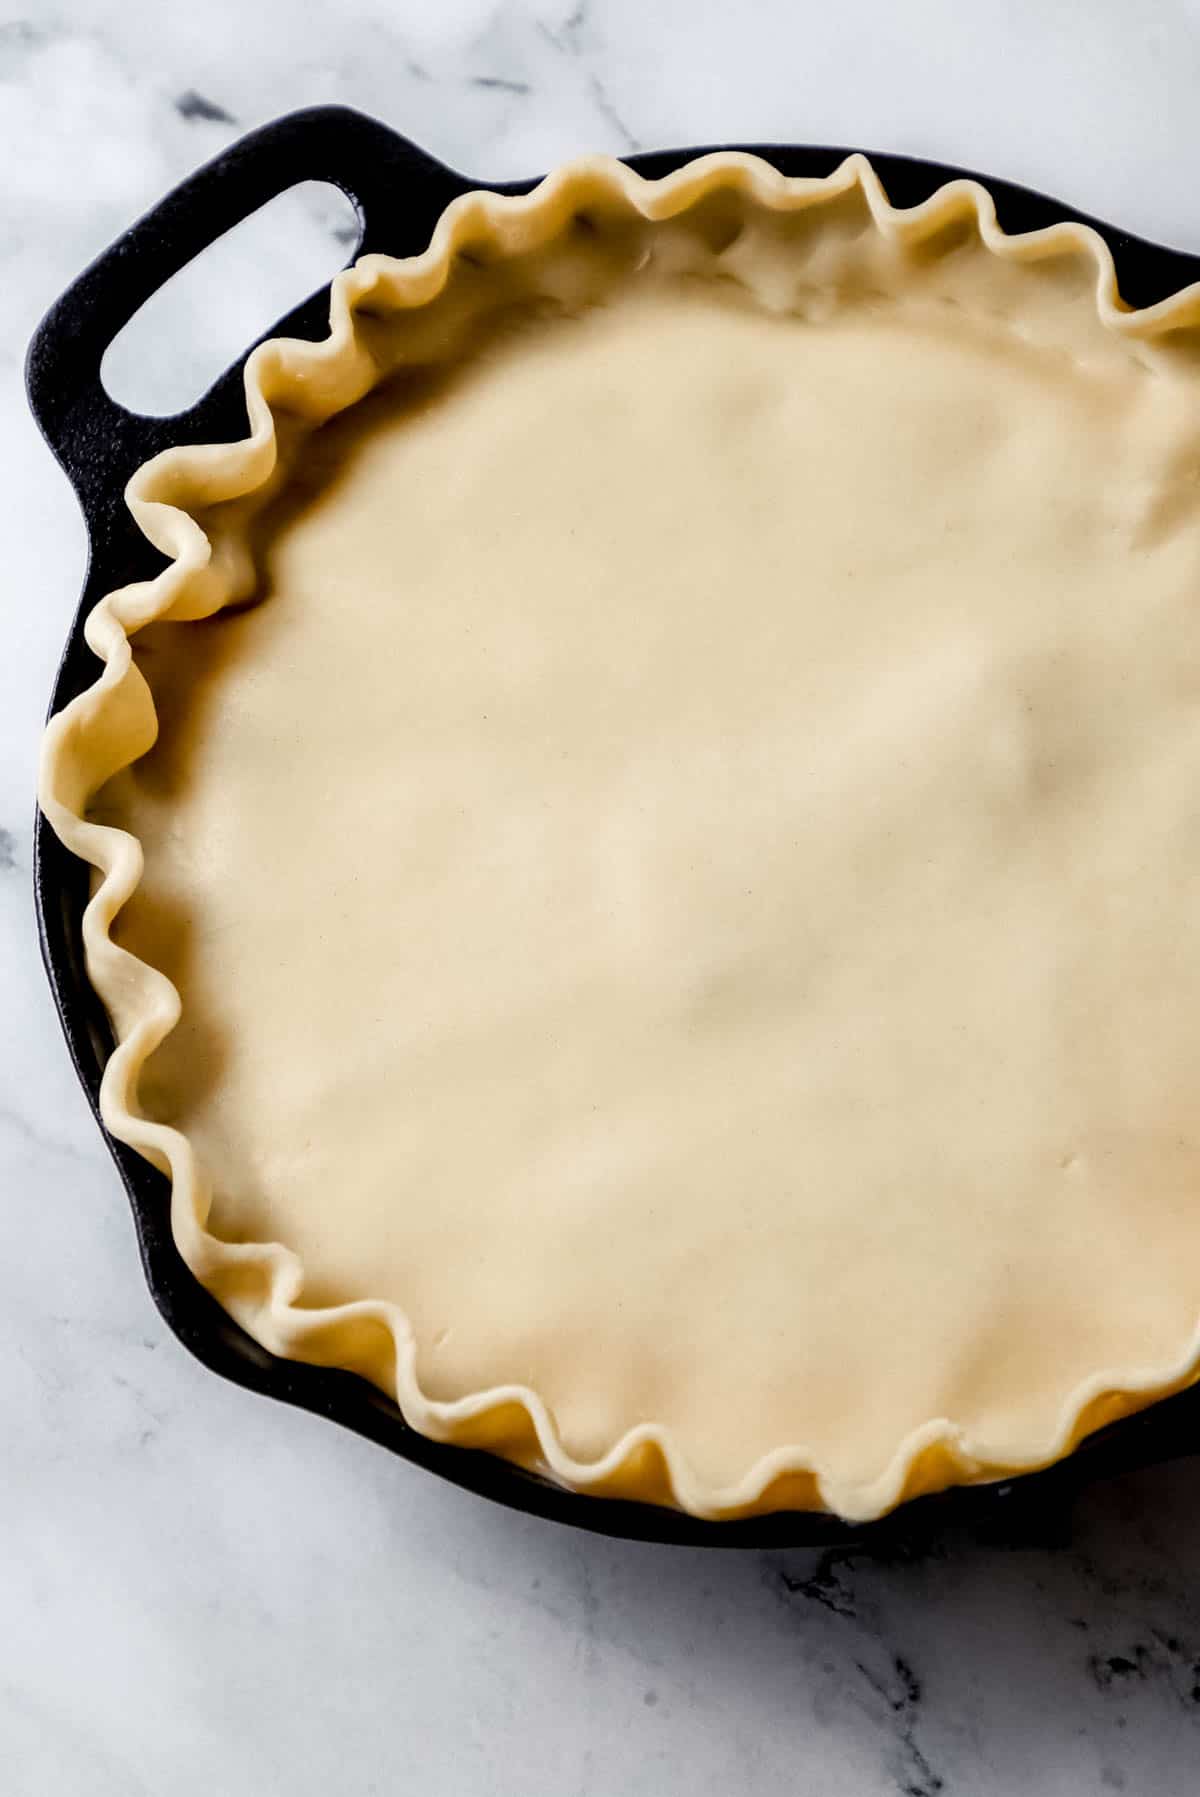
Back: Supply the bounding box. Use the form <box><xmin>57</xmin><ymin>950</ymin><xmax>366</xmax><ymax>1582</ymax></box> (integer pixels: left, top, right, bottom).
<box><xmin>40</xmin><ymin>152</ymin><xmax>1200</xmax><ymax>1520</ymax></box>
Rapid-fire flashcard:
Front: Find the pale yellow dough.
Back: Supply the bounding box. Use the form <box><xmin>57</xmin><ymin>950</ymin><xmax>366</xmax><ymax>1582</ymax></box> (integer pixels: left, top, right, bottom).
<box><xmin>41</xmin><ymin>154</ymin><xmax>1200</xmax><ymax>1519</ymax></box>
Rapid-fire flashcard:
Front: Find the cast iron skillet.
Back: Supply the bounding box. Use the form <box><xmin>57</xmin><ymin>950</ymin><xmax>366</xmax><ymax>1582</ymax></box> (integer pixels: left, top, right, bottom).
<box><xmin>26</xmin><ymin>103</ymin><xmax>1200</xmax><ymax>1547</ymax></box>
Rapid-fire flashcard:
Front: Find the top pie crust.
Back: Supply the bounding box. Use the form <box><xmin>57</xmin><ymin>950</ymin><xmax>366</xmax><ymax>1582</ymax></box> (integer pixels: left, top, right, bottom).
<box><xmin>39</xmin><ymin>151</ymin><xmax>1200</xmax><ymax>1520</ymax></box>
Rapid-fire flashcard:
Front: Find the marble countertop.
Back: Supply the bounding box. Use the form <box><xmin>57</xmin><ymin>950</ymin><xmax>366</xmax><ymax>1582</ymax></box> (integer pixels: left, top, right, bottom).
<box><xmin>6</xmin><ymin>2</ymin><xmax>1200</xmax><ymax>1790</ymax></box>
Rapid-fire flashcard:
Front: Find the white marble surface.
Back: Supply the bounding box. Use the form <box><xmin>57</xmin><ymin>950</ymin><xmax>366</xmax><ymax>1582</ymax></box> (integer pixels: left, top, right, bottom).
<box><xmin>5</xmin><ymin>2</ymin><xmax>1200</xmax><ymax>1790</ymax></box>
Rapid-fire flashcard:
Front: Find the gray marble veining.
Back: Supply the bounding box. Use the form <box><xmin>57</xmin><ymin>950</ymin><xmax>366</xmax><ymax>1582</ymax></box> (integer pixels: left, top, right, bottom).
<box><xmin>5</xmin><ymin>3</ymin><xmax>1200</xmax><ymax>1792</ymax></box>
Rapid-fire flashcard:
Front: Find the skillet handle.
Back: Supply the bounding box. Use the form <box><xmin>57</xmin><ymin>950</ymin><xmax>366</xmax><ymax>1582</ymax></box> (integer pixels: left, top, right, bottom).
<box><xmin>25</xmin><ymin>104</ymin><xmax>465</xmax><ymax>508</ymax></box>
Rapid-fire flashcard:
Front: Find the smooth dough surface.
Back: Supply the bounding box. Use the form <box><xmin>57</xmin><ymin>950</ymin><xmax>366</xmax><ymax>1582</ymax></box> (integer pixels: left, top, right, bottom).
<box><xmin>93</xmin><ymin>187</ymin><xmax>1200</xmax><ymax>1506</ymax></box>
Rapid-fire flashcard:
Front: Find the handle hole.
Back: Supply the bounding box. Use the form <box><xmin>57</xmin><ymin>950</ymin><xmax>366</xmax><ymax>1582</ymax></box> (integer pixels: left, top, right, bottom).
<box><xmin>100</xmin><ymin>181</ymin><xmax>361</xmax><ymax>417</ymax></box>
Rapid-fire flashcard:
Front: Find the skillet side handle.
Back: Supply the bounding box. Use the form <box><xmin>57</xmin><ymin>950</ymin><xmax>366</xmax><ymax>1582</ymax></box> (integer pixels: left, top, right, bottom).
<box><xmin>24</xmin><ymin>104</ymin><xmax>463</xmax><ymax>504</ymax></box>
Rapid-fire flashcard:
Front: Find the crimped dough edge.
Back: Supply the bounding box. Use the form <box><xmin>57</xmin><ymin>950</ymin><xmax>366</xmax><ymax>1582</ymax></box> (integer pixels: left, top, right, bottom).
<box><xmin>39</xmin><ymin>149</ymin><xmax>1200</xmax><ymax>1521</ymax></box>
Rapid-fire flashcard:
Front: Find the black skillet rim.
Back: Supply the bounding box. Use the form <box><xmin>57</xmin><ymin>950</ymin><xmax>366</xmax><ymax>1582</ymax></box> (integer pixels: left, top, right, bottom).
<box><xmin>26</xmin><ymin>102</ymin><xmax>1200</xmax><ymax>1547</ymax></box>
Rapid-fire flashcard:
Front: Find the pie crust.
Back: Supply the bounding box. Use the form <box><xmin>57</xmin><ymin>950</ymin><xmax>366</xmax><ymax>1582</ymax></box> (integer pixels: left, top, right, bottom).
<box><xmin>39</xmin><ymin>152</ymin><xmax>1200</xmax><ymax>1521</ymax></box>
